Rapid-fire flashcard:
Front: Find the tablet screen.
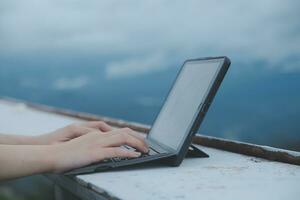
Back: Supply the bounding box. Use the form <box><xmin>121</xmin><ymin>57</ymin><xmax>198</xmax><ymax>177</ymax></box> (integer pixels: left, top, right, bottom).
<box><xmin>149</xmin><ymin>59</ymin><xmax>222</xmax><ymax>151</ymax></box>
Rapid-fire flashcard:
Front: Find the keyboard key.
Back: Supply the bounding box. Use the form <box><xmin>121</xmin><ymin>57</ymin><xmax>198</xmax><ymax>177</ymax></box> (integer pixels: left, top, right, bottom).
<box><xmin>111</xmin><ymin>146</ymin><xmax>160</xmax><ymax>162</ymax></box>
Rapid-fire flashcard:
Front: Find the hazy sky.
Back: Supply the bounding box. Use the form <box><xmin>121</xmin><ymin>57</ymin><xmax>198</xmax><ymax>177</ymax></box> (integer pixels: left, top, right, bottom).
<box><xmin>1</xmin><ymin>0</ymin><xmax>300</xmax><ymax>78</ymax></box>
<box><xmin>1</xmin><ymin>1</ymin><xmax>300</xmax><ymax>149</ymax></box>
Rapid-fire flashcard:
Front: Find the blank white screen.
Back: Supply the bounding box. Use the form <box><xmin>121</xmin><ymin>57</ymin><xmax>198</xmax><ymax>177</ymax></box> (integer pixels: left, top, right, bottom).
<box><xmin>149</xmin><ymin>60</ymin><xmax>221</xmax><ymax>150</ymax></box>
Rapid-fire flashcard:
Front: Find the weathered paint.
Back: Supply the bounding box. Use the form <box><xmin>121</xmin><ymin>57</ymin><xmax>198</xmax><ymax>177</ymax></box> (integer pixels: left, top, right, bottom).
<box><xmin>0</xmin><ymin>98</ymin><xmax>299</xmax><ymax>200</ymax></box>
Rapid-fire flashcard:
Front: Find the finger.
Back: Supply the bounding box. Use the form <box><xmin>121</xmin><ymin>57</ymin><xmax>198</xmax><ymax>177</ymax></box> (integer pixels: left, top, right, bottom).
<box><xmin>115</xmin><ymin>128</ymin><xmax>148</xmax><ymax>149</ymax></box>
<box><xmin>66</xmin><ymin>125</ymin><xmax>96</xmax><ymax>138</ymax></box>
<box><xmin>121</xmin><ymin>128</ymin><xmax>148</xmax><ymax>148</ymax></box>
<box><xmin>74</xmin><ymin>127</ymin><xmax>96</xmax><ymax>137</ymax></box>
<box><xmin>115</xmin><ymin>128</ymin><xmax>147</xmax><ymax>144</ymax></box>
<box><xmin>125</xmin><ymin>128</ymin><xmax>145</xmax><ymax>141</ymax></box>
<box><xmin>103</xmin><ymin>147</ymin><xmax>141</xmax><ymax>159</ymax></box>
<box><xmin>100</xmin><ymin>127</ymin><xmax>144</xmax><ymax>139</ymax></box>
<box><xmin>81</xmin><ymin>121</ymin><xmax>113</xmax><ymax>132</ymax></box>
<box><xmin>102</xmin><ymin>129</ymin><xmax>149</xmax><ymax>153</ymax></box>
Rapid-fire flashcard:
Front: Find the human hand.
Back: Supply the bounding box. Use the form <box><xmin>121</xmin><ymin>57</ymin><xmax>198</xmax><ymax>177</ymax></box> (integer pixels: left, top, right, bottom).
<box><xmin>35</xmin><ymin>121</ymin><xmax>113</xmax><ymax>145</ymax></box>
<box><xmin>0</xmin><ymin>123</ymin><xmax>148</xmax><ymax>180</ymax></box>
<box><xmin>50</xmin><ymin>128</ymin><xmax>149</xmax><ymax>173</ymax></box>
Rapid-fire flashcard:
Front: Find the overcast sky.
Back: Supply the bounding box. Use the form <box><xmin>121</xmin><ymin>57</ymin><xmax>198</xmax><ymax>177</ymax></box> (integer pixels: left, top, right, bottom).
<box><xmin>0</xmin><ymin>0</ymin><xmax>299</xmax><ymax>78</ymax></box>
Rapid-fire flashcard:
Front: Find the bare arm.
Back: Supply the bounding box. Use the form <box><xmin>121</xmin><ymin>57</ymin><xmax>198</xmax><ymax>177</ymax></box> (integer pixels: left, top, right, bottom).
<box><xmin>0</xmin><ymin>134</ymin><xmax>39</xmax><ymax>145</ymax></box>
<box><xmin>0</xmin><ymin>122</ymin><xmax>148</xmax><ymax>181</ymax></box>
<box><xmin>0</xmin><ymin>121</ymin><xmax>113</xmax><ymax>145</ymax></box>
<box><xmin>0</xmin><ymin>144</ymin><xmax>53</xmax><ymax>180</ymax></box>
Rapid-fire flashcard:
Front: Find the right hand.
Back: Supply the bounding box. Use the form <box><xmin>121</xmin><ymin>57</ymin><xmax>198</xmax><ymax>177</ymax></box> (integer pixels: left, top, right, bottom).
<box><xmin>50</xmin><ymin>128</ymin><xmax>149</xmax><ymax>173</ymax></box>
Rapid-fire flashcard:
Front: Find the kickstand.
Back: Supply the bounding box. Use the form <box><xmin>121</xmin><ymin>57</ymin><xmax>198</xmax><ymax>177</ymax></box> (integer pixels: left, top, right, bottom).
<box><xmin>186</xmin><ymin>144</ymin><xmax>209</xmax><ymax>158</ymax></box>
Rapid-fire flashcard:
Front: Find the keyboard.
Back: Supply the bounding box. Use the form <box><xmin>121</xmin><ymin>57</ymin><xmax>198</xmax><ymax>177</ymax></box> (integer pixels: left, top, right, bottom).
<box><xmin>111</xmin><ymin>145</ymin><xmax>159</xmax><ymax>162</ymax></box>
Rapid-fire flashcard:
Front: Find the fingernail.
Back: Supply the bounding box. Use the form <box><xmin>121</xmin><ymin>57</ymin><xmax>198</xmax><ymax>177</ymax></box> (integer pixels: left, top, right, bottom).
<box><xmin>144</xmin><ymin>147</ymin><xmax>149</xmax><ymax>153</ymax></box>
<box><xmin>134</xmin><ymin>152</ymin><xmax>141</xmax><ymax>157</ymax></box>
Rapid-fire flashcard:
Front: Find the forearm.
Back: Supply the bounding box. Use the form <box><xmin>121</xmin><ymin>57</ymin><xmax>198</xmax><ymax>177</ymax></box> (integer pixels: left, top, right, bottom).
<box><xmin>0</xmin><ymin>144</ymin><xmax>55</xmax><ymax>181</ymax></box>
<box><xmin>0</xmin><ymin>134</ymin><xmax>40</xmax><ymax>145</ymax></box>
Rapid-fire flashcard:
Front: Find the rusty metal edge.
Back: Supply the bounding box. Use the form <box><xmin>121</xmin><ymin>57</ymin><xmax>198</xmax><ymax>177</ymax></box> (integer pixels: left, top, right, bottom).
<box><xmin>1</xmin><ymin>96</ymin><xmax>299</xmax><ymax>166</ymax></box>
<box><xmin>192</xmin><ymin>136</ymin><xmax>300</xmax><ymax>165</ymax></box>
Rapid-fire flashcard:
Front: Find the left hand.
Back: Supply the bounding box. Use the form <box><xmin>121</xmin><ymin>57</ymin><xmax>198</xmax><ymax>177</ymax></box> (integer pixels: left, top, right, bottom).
<box><xmin>34</xmin><ymin>121</ymin><xmax>113</xmax><ymax>145</ymax></box>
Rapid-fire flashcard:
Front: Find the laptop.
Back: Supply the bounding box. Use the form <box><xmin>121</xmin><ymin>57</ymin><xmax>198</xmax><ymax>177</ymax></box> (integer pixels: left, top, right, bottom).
<box><xmin>66</xmin><ymin>56</ymin><xmax>231</xmax><ymax>175</ymax></box>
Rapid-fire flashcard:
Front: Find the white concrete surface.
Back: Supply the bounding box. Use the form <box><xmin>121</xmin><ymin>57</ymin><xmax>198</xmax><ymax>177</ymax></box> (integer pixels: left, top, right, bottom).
<box><xmin>0</xmin><ymin>100</ymin><xmax>299</xmax><ymax>200</ymax></box>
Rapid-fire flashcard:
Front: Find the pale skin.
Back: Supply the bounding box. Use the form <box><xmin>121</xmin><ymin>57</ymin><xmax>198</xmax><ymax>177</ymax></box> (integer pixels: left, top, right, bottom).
<box><xmin>0</xmin><ymin>121</ymin><xmax>149</xmax><ymax>181</ymax></box>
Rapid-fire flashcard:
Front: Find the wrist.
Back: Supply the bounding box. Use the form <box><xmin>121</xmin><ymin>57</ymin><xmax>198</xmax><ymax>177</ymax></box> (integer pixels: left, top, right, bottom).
<box><xmin>31</xmin><ymin>135</ymin><xmax>47</xmax><ymax>145</ymax></box>
<box><xmin>10</xmin><ymin>135</ymin><xmax>45</xmax><ymax>145</ymax></box>
<box><xmin>26</xmin><ymin>145</ymin><xmax>58</xmax><ymax>174</ymax></box>
<box><xmin>26</xmin><ymin>136</ymin><xmax>42</xmax><ymax>145</ymax></box>
<box><xmin>47</xmin><ymin>143</ymin><xmax>71</xmax><ymax>173</ymax></box>
<box><xmin>31</xmin><ymin>134</ymin><xmax>51</xmax><ymax>145</ymax></box>
<box><xmin>44</xmin><ymin>144</ymin><xmax>60</xmax><ymax>173</ymax></box>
